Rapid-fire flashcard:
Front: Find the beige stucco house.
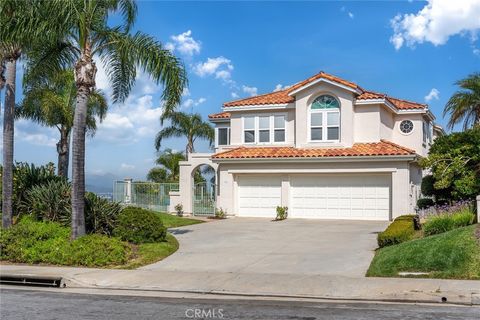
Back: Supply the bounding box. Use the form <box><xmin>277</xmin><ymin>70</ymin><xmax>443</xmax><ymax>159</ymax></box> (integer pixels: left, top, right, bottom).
<box><xmin>172</xmin><ymin>71</ymin><xmax>444</xmax><ymax>221</ymax></box>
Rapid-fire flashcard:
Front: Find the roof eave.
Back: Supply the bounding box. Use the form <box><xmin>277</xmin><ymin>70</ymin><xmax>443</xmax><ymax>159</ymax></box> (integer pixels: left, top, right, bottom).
<box><xmin>287</xmin><ymin>78</ymin><xmax>362</xmax><ymax>97</ymax></box>
<box><xmin>212</xmin><ymin>154</ymin><xmax>417</xmax><ymax>163</ymax></box>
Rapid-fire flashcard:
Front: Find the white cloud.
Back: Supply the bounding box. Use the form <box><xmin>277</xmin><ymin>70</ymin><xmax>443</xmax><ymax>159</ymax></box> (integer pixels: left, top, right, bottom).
<box><xmin>181</xmin><ymin>97</ymin><xmax>207</xmax><ymax>109</ymax></box>
<box><xmin>348</xmin><ymin>12</ymin><xmax>354</xmax><ymax>19</ymax></box>
<box><xmin>120</xmin><ymin>163</ymin><xmax>135</xmax><ymax>170</ymax></box>
<box><xmin>165</xmin><ymin>30</ymin><xmax>201</xmax><ymax>56</ymax></box>
<box><xmin>13</xmin><ymin>119</ymin><xmax>57</xmax><ymax>148</ymax></box>
<box><xmin>242</xmin><ymin>85</ymin><xmax>258</xmax><ymax>97</ymax></box>
<box><xmin>390</xmin><ymin>0</ymin><xmax>480</xmax><ymax>50</ymax></box>
<box><xmin>273</xmin><ymin>84</ymin><xmax>291</xmax><ymax>92</ymax></box>
<box><xmin>193</xmin><ymin>57</ymin><xmax>234</xmax><ymax>83</ymax></box>
<box><xmin>424</xmin><ymin>88</ymin><xmax>440</xmax><ymax>102</ymax></box>
<box><xmin>231</xmin><ymin>92</ymin><xmax>239</xmax><ymax>99</ymax></box>
<box><xmin>94</xmin><ymin>94</ymin><xmax>164</xmax><ymax>144</ymax></box>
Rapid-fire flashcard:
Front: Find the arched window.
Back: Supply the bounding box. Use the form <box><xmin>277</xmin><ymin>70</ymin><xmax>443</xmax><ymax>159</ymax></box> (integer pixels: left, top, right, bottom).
<box><xmin>309</xmin><ymin>95</ymin><xmax>340</xmax><ymax>141</ymax></box>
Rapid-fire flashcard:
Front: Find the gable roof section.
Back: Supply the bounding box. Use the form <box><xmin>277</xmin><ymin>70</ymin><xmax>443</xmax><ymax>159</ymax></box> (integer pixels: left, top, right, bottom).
<box><xmin>208</xmin><ymin>111</ymin><xmax>231</xmax><ymax>119</ymax></box>
<box><xmin>222</xmin><ymin>72</ymin><xmax>426</xmax><ymax>110</ymax></box>
<box><xmin>212</xmin><ymin>140</ymin><xmax>416</xmax><ymax>160</ymax></box>
<box><xmin>357</xmin><ymin>90</ymin><xmax>427</xmax><ymax>110</ymax></box>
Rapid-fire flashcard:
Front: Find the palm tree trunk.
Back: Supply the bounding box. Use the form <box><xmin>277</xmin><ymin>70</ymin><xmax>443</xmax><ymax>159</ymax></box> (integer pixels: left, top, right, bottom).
<box><xmin>186</xmin><ymin>137</ymin><xmax>194</xmax><ymax>156</ymax></box>
<box><xmin>56</xmin><ymin>127</ymin><xmax>70</xmax><ymax>178</ymax></box>
<box><xmin>2</xmin><ymin>58</ymin><xmax>17</xmax><ymax>228</ymax></box>
<box><xmin>71</xmin><ymin>51</ymin><xmax>96</xmax><ymax>239</ymax></box>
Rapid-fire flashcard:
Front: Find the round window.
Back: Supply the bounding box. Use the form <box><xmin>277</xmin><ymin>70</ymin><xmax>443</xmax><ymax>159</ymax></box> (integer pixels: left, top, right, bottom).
<box><xmin>399</xmin><ymin>120</ymin><xmax>414</xmax><ymax>134</ymax></box>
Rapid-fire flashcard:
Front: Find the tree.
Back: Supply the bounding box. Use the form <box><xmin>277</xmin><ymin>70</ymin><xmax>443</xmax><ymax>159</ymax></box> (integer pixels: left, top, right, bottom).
<box><xmin>18</xmin><ymin>69</ymin><xmax>107</xmax><ymax>177</ymax></box>
<box><xmin>155</xmin><ymin>112</ymin><xmax>214</xmax><ymax>156</ymax></box>
<box><xmin>444</xmin><ymin>73</ymin><xmax>480</xmax><ymax>131</ymax></box>
<box><xmin>420</xmin><ymin>127</ymin><xmax>480</xmax><ymax>200</ymax></box>
<box><xmin>148</xmin><ymin>149</ymin><xmax>185</xmax><ymax>183</ymax></box>
<box><xmin>146</xmin><ymin>167</ymin><xmax>168</xmax><ymax>183</ymax></box>
<box><xmin>0</xmin><ymin>0</ymin><xmax>51</xmax><ymax>228</ymax></box>
<box><xmin>27</xmin><ymin>0</ymin><xmax>187</xmax><ymax>238</ymax></box>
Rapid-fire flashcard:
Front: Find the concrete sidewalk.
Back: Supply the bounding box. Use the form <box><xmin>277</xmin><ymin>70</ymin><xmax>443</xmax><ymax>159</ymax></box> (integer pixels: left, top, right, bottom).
<box><xmin>1</xmin><ymin>264</ymin><xmax>479</xmax><ymax>305</ymax></box>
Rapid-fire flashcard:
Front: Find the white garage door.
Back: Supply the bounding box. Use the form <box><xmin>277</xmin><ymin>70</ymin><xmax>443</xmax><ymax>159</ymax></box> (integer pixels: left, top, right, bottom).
<box><xmin>290</xmin><ymin>174</ymin><xmax>390</xmax><ymax>220</ymax></box>
<box><xmin>237</xmin><ymin>175</ymin><xmax>281</xmax><ymax>217</ymax></box>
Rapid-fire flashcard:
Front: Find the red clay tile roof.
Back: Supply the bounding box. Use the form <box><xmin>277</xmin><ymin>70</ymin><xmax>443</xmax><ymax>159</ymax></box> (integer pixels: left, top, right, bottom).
<box><xmin>208</xmin><ymin>112</ymin><xmax>231</xmax><ymax>119</ymax></box>
<box><xmin>222</xmin><ymin>72</ymin><xmax>426</xmax><ymax>110</ymax></box>
<box><xmin>212</xmin><ymin>140</ymin><xmax>416</xmax><ymax>159</ymax></box>
<box><xmin>357</xmin><ymin>90</ymin><xmax>426</xmax><ymax>110</ymax></box>
<box><xmin>223</xmin><ymin>71</ymin><xmax>361</xmax><ymax>107</ymax></box>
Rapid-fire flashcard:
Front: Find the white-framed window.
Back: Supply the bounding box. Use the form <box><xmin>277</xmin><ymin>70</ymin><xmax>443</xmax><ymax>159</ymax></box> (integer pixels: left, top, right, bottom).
<box><xmin>400</xmin><ymin>120</ymin><xmax>414</xmax><ymax>135</ymax></box>
<box><xmin>244</xmin><ymin>116</ymin><xmax>255</xmax><ymax>143</ymax></box>
<box><xmin>274</xmin><ymin>115</ymin><xmax>286</xmax><ymax>142</ymax></box>
<box><xmin>216</xmin><ymin>127</ymin><xmax>230</xmax><ymax>146</ymax></box>
<box><xmin>242</xmin><ymin>114</ymin><xmax>287</xmax><ymax>144</ymax></box>
<box><xmin>308</xmin><ymin>95</ymin><xmax>340</xmax><ymax>142</ymax></box>
<box><xmin>422</xmin><ymin>121</ymin><xmax>432</xmax><ymax>144</ymax></box>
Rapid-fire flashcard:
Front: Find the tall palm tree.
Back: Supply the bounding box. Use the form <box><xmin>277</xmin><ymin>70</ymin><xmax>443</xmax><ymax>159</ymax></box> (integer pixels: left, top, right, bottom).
<box><xmin>18</xmin><ymin>69</ymin><xmax>107</xmax><ymax>177</ymax></box>
<box><xmin>155</xmin><ymin>112</ymin><xmax>214</xmax><ymax>156</ymax></box>
<box><xmin>27</xmin><ymin>0</ymin><xmax>187</xmax><ymax>238</ymax></box>
<box><xmin>0</xmin><ymin>0</ymin><xmax>51</xmax><ymax>228</ymax></box>
<box><xmin>444</xmin><ymin>73</ymin><xmax>480</xmax><ymax>131</ymax></box>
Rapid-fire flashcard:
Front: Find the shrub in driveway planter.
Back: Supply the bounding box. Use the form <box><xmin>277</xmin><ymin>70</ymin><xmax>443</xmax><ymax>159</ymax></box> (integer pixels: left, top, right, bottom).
<box><xmin>377</xmin><ymin>215</ymin><xmax>415</xmax><ymax>248</ymax></box>
<box><xmin>113</xmin><ymin>207</ymin><xmax>167</xmax><ymax>244</ymax></box>
<box><xmin>275</xmin><ymin>206</ymin><xmax>288</xmax><ymax>220</ymax></box>
<box><xmin>423</xmin><ymin>210</ymin><xmax>476</xmax><ymax>236</ymax></box>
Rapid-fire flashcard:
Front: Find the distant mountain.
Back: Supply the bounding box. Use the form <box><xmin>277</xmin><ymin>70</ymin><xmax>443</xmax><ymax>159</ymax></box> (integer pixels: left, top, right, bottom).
<box><xmin>85</xmin><ymin>172</ymin><xmax>122</xmax><ymax>193</ymax></box>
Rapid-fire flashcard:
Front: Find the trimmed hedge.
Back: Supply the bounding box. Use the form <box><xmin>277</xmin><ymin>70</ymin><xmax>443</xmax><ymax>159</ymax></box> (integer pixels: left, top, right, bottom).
<box><xmin>113</xmin><ymin>207</ymin><xmax>167</xmax><ymax>244</ymax></box>
<box><xmin>377</xmin><ymin>215</ymin><xmax>416</xmax><ymax>248</ymax></box>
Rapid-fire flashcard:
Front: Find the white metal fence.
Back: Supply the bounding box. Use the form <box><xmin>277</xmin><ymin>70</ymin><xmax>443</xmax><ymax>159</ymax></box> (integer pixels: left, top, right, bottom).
<box><xmin>113</xmin><ymin>180</ymin><xmax>179</xmax><ymax>212</ymax></box>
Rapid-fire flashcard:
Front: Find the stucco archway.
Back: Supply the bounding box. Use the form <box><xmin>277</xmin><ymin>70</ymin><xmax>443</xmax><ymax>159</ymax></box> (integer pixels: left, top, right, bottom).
<box><xmin>169</xmin><ymin>153</ymin><xmax>218</xmax><ymax>214</ymax></box>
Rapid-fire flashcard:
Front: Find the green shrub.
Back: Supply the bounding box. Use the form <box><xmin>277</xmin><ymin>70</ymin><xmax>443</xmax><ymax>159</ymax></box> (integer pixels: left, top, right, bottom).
<box><xmin>423</xmin><ymin>209</ymin><xmax>476</xmax><ymax>236</ymax></box>
<box><xmin>377</xmin><ymin>215</ymin><xmax>415</xmax><ymax>248</ymax></box>
<box><xmin>215</xmin><ymin>207</ymin><xmax>226</xmax><ymax>219</ymax></box>
<box><xmin>275</xmin><ymin>206</ymin><xmax>288</xmax><ymax>220</ymax></box>
<box><xmin>113</xmin><ymin>207</ymin><xmax>166</xmax><ymax>244</ymax></box>
<box><xmin>21</xmin><ymin>180</ymin><xmax>71</xmax><ymax>224</ymax></box>
<box><xmin>0</xmin><ymin>217</ymin><xmax>131</xmax><ymax>267</ymax></box>
<box><xmin>417</xmin><ymin>198</ymin><xmax>434</xmax><ymax>209</ymax></box>
<box><xmin>84</xmin><ymin>192</ymin><xmax>122</xmax><ymax>235</ymax></box>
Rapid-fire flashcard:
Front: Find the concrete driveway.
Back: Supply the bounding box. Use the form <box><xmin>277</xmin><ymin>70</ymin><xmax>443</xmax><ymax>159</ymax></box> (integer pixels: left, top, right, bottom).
<box><xmin>142</xmin><ymin>218</ymin><xmax>388</xmax><ymax>277</ymax></box>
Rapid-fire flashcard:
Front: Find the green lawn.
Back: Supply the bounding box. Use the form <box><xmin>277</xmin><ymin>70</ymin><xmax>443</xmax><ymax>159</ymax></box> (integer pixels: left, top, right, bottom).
<box><xmin>120</xmin><ymin>233</ymin><xmax>179</xmax><ymax>269</ymax></box>
<box><xmin>156</xmin><ymin>212</ymin><xmax>204</xmax><ymax>228</ymax></box>
<box><xmin>367</xmin><ymin>224</ymin><xmax>480</xmax><ymax>279</ymax></box>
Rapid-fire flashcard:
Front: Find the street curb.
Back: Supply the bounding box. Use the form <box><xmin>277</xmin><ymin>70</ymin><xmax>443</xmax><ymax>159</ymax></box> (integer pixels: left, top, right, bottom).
<box><xmin>60</xmin><ymin>277</ymin><xmax>479</xmax><ymax>306</ymax></box>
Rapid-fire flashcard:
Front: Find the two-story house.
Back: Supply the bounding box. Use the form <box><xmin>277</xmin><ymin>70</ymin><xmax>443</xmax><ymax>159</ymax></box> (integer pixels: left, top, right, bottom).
<box><xmin>188</xmin><ymin>71</ymin><xmax>443</xmax><ymax>221</ymax></box>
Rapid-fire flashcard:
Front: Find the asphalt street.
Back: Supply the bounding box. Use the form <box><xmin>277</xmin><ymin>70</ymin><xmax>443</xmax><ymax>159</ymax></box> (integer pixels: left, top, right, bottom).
<box><xmin>0</xmin><ymin>288</ymin><xmax>478</xmax><ymax>320</ymax></box>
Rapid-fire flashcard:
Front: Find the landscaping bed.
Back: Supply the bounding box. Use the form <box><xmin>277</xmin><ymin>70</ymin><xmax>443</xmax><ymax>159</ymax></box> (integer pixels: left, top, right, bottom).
<box><xmin>367</xmin><ymin>224</ymin><xmax>480</xmax><ymax>279</ymax></box>
<box><xmin>368</xmin><ymin>201</ymin><xmax>479</xmax><ymax>279</ymax></box>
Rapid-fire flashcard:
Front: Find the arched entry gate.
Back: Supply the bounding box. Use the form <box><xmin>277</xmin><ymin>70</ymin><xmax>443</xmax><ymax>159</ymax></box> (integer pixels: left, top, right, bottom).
<box><xmin>193</xmin><ymin>182</ymin><xmax>216</xmax><ymax>216</ymax></box>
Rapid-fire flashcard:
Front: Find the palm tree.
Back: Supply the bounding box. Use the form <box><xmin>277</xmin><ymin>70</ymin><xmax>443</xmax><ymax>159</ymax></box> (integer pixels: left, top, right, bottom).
<box><xmin>444</xmin><ymin>73</ymin><xmax>480</xmax><ymax>131</ymax></box>
<box><xmin>0</xmin><ymin>0</ymin><xmax>51</xmax><ymax>228</ymax></box>
<box><xmin>26</xmin><ymin>0</ymin><xmax>187</xmax><ymax>238</ymax></box>
<box><xmin>18</xmin><ymin>69</ymin><xmax>108</xmax><ymax>177</ymax></box>
<box><xmin>154</xmin><ymin>149</ymin><xmax>186</xmax><ymax>181</ymax></box>
<box><xmin>155</xmin><ymin>112</ymin><xmax>214</xmax><ymax>156</ymax></box>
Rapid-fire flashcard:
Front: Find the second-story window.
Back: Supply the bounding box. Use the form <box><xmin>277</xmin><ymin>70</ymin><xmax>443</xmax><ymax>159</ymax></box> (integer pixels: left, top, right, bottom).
<box><xmin>274</xmin><ymin>115</ymin><xmax>286</xmax><ymax>142</ymax></box>
<box><xmin>244</xmin><ymin>116</ymin><xmax>255</xmax><ymax>143</ymax></box>
<box><xmin>242</xmin><ymin>115</ymin><xmax>287</xmax><ymax>144</ymax></box>
<box><xmin>309</xmin><ymin>95</ymin><xmax>340</xmax><ymax>142</ymax></box>
<box><xmin>259</xmin><ymin>116</ymin><xmax>270</xmax><ymax>143</ymax></box>
<box><xmin>218</xmin><ymin>127</ymin><xmax>230</xmax><ymax>146</ymax></box>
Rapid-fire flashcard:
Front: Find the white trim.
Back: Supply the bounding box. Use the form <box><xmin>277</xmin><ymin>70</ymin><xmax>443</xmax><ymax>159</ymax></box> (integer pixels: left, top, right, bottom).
<box><xmin>223</xmin><ymin>104</ymin><xmax>291</xmax><ymax>112</ymax></box>
<box><xmin>288</xmin><ymin>78</ymin><xmax>362</xmax><ymax>96</ymax></box>
<box><xmin>213</xmin><ymin>155</ymin><xmax>417</xmax><ymax>163</ymax></box>
<box><xmin>228</xmin><ymin>168</ymin><xmax>397</xmax><ymax>174</ymax></box>
<box><xmin>355</xmin><ymin>98</ymin><xmax>430</xmax><ymax>116</ymax></box>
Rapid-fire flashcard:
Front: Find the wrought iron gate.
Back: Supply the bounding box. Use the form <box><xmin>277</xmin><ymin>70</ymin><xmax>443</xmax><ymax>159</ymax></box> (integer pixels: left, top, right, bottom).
<box><xmin>193</xmin><ymin>182</ymin><xmax>216</xmax><ymax>216</ymax></box>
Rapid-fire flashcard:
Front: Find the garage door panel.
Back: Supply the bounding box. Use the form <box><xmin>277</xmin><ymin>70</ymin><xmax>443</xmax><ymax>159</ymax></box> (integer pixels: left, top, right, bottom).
<box><xmin>237</xmin><ymin>175</ymin><xmax>281</xmax><ymax>218</ymax></box>
<box><xmin>290</xmin><ymin>175</ymin><xmax>390</xmax><ymax>221</ymax></box>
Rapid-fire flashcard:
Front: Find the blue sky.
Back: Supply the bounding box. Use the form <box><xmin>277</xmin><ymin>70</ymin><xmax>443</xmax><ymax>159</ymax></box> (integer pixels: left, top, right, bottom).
<box><xmin>3</xmin><ymin>0</ymin><xmax>480</xmax><ymax>186</ymax></box>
